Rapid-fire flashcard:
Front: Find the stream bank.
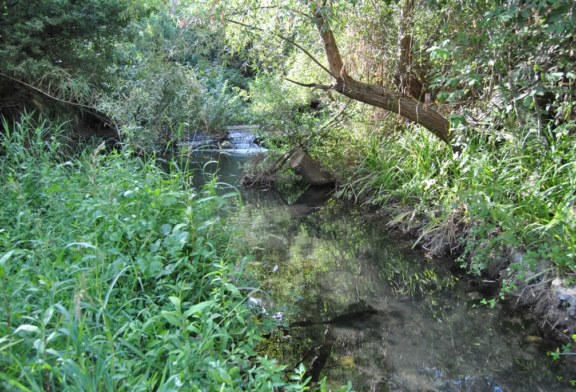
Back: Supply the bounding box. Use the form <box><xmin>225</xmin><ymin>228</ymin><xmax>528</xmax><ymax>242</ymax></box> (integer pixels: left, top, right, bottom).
<box><xmin>358</xmin><ymin>201</ymin><xmax>576</xmax><ymax>372</ymax></box>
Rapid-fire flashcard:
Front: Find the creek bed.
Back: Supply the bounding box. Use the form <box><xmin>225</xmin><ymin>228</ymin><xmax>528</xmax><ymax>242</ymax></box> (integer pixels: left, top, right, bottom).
<box><xmin>183</xmin><ymin>142</ymin><xmax>571</xmax><ymax>391</ymax></box>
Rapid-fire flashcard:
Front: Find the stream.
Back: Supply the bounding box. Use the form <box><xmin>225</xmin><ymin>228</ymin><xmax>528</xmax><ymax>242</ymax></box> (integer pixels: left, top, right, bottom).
<box><xmin>182</xmin><ymin>132</ymin><xmax>571</xmax><ymax>391</ymax></box>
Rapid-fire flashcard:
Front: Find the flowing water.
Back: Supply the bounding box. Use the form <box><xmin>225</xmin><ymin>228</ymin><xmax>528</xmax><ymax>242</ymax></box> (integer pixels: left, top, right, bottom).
<box><xmin>182</xmin><ymin>131</ymin><xmax>571</xmax><ymax>392</ymax></box>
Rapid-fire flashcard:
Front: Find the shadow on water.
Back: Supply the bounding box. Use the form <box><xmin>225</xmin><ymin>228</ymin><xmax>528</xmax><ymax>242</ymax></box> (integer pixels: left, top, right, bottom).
<box><xmin>182</xmin><ymin>140</ymin><xmax>571</xmax><ymax>392</ymax></box>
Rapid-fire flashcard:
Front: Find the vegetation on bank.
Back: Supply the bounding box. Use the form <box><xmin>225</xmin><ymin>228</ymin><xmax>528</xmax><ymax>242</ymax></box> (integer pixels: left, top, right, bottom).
<box><xmin>1</xmin><ymin>0</ymin><xmax>575</xmax><ymax>386</ymax></box>
<box><xmin>338</xmin><ymin>122</ymin><xmax>575</xmax><ymax>280</ymax></box>
<box><xmin>229</xmin><ymin>0</ymin><xmax>576</xmax><ymax>288</ymax></box>
<box><xmin>0</xmin><ymin>116</ymin><xmax>320</xmax><ymax>391</ymax></box>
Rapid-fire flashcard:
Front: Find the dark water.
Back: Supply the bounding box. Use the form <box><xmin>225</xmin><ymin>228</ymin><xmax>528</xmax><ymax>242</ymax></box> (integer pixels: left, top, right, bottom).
<box><xmin>183</xmin><ymin>139</ymin><xmax>571</xmax><ymax>392</ymax></box>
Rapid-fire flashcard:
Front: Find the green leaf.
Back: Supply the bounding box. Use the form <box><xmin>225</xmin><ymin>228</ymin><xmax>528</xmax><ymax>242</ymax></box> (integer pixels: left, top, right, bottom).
<box><xmin>184</xmin><ymin>300</ymin><xmax>214</xmax><ymax>318</ymax></box>
<box><xmin>0</xmin><ymin>250</ymin><xmax>16</xmax><ymax>266</ymax></box>
<box><xmin>169</xmin><ymin>296</ymin><xmax>181</xmax><ymax>309</ymax></box>
<box><xmin>14</xmin><ymin>325</ymin><xmax>40</xmax><ymax>334</ymax></box>
<box><xmin>161</xmin><ymin>312</ymin><xmax>181</xmax><ymax>328</ymax></box>
<box><xmin>224</xmin><ymin>282</ymin><xmax>241</xmax><ymax>296</ymax></box>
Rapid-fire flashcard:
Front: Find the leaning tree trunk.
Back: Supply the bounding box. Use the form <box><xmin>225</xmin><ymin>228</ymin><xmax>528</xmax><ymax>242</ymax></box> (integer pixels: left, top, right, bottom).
<box><xmin>334</xmin><ymin>77</ymin><xmax>450</xmax><ymax>145</ymax></box>
<box><xmin>313</xmin><ymin>9</ymin><xmax>452</xmax><ymax>147</ymax></box>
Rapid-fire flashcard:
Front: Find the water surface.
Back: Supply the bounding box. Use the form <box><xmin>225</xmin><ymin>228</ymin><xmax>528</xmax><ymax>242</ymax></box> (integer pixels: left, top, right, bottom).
<box><xmin>185</xmin><ymin>145</ymin><xmax>570</xmax><ymax>392</ymax></box>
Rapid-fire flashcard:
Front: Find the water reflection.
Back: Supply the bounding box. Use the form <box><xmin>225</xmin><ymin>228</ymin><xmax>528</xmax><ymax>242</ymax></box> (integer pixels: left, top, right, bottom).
<box><xmin>185</xmin><ymin>150</ymin><xmax>570</xmax><ymax>392</ymax></box>
<box><xmin>242</xmin><ymin>201</ymin><xmax>567</xmax><ymax>391</ymax></box>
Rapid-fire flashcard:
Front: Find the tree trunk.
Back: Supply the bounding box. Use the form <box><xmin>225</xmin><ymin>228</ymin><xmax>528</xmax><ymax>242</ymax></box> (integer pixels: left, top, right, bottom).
<box><xmin>289</xmin><ymin>148</ymin><xmax>334</xmax><ymax>186</ymax></box>
<box><xmin>313</xmin><ymin>8</ymin><xmax>452</xmax><ymax>146</ymax></box>
<box><xmin>334</xmin><ymin>76</ymin><xmax>450</xmax><ymax>145</ymax></box>
<box><xmin>394</xmin><ymin>0</ymin><xmax>425</xmax><ymax>101</ymax></box>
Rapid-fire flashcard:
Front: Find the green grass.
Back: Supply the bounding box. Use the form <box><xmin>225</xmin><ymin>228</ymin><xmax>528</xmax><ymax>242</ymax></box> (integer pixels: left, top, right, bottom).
<box><xmin>0</xmin><ymin>115</ymin><xmax>313</xmax><ymax>391</ymax></box>
<box><xmin>338</xmin><ymin>122</ymin><xmax>576</xmax><ymax>281</ymax></box>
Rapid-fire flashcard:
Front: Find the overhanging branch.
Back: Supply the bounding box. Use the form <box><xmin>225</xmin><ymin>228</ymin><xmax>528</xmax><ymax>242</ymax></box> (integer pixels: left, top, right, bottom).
<box><xmin>285</xmin><ymin>78</ymin><xmax>333</xmax><ymax>90</ymax></box>
<box><xmin>226</xmin><ymin>18</ymin><xmax>334</xmax><ymax>78</ymax></box>
<box><xmin>0</xmin><ymin>72</ymin><xmax>96</xmax><ymax>111</ymax></box>
<box><xmin>0</xmin><ymin>71</ymin><xmax>114</xmax><ymax>127</ymax></box>
<box><xmin>311</xmin><ymin>6</ymin><xmax>453</xmax><ymax>147</ymax></box>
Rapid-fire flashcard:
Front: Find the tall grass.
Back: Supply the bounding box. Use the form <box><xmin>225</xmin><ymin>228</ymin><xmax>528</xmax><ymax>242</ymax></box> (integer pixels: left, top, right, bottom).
<box><xmin>339</xmin><ymin>123</ymin><xmax>576</xmax><ymax>280</ymax></box>
<box><xmin>0</xmin><ymin>115</ymin><xmax>311</xmax><ymax>391</ymax></box>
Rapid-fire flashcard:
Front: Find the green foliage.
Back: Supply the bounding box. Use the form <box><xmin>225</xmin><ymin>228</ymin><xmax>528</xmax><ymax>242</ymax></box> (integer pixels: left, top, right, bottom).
<box><xmin>0</xmin><ymin>0</ymin><xmax>141</xmax><ymax>109</ymax></box>
<box><xmin>97</xmin><ymin>5</ymin><xmax>252</xmax><ymax>149</ymax></box>
<box><xmin>248</xmin><ymin>74</ymin><xmax>329</xmax><ymax>150</ymax></box>
<box><xmin>339</xmin><ymin>121</ymin><xmax>576</xmax><ymax>278</ymax></box>
<box><xmin>99</xmin><ymin>56</ymin><xmax>204</xmax><ymax>149</ymax></box>
<box><xmin>0</xmin><ymin>117</ymin><xmax>310</xmax><ymax>390</ymax></box>
<box><xmin>0</xmin><ymin>0</ymin><xmax>132</xmax><ymax>77</ymax></box>
<box><xmin>429</xmin><ymin>0</ymin><xmax>575</xmax><ymax>121</ymax></box>
<box><xmin>547</xmin><ymin>334</ymin><xmax>576</xmax><ymax>362</ymax></box>
<box><xmin>1</xmin><ymin>0</ymin><xmax>252</xmax><ymax>149</ymax></box>
<box><xmin>337</xmin><ymin>124</ymin><xmax>453</xmax><ymax>206</ymax></box>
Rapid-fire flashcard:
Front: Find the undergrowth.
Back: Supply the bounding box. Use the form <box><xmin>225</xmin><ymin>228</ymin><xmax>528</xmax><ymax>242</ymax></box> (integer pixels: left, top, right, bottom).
<box><xmin>338</xmin><ymin>122</ymin><xmax>576</xmax><ymax>283</ymax></box>
<box><xmin>0</xmin><ymin>115</ymin><xmax>315</xmax><ymax>391</ymax></box>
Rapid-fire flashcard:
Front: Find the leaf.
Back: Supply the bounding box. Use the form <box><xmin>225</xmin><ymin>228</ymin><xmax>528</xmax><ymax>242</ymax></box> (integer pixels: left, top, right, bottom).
<box><xmin>224</xmin><ymin>282</ymin><xmax>241</xmax><ymax>296</ymax></box>
<box><xmin>0</xmin><ymin>250</ymin><xmax>16</xmax><ymax>266</ymax></box>
<box><xmin>169</xmin><ymin>296</ymin><xmax>181</xmax><ymax>309</ymax></box>
<box><xmin>46</xmin><ymin>183</ymin><xmax>63</xmax><ymax>193</ymax></box>
<box><xmin>65</xmin><ymin>242</ymin><xmax>97</xmax><ymax>249</ymax></box>
<box><xmin>184</xmin><ymin>300</ymin><xmax>214</xmax><ymax>317</ymax></box>
<box><xmin>43</xmin><ymin>307</ymin><xmax>55</xmax><ymax>326</ymax></box>
<box><xmin>161</xmin><ymin>312</ymin><xmax>181</xmax><ymax>328</ymax></box>
<box><xmin>14</xmin><ymin>325</ymin><xmax>40</xmax><ymax>334</ymax></box>
<box><xmin>160</xmin><ymin>224</ymin><xmax>172</xmax><ymax>236</ymax></box>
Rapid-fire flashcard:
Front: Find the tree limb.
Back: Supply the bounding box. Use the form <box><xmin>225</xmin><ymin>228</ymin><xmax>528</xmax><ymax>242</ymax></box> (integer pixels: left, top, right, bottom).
<box><xmin>311</xmin><ymin>6</ymin><xmax>453</xmax><ymax>147</ymax></box>
<box><xmin>284</xmin><ymin>78</ymin><xmax>333</xmax><ymax>90</ymax></box>
<box><xmin>226</xmin><ymin>18</ymin><xmax>334</xmax><ymax>78</ymax></box>
<box><xmin>0</xmin><ymin>71</ymin><xmax>114</xmax><ymax>127</ymax></box>
<box><xmin>1</xmin><ymin>72</ymin><xmax>95</xmax><ymax>111</ymax></box>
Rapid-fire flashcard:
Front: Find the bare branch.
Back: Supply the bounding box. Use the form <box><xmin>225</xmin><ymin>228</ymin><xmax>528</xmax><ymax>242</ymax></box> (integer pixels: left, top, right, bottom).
<box><xmin>284</xmin><ymin>78</ymin><xmax>333</xmax><ymax>90</ymax></box>
<box><xmin>226</xmin><ymin>18</ymin><xmax>334</xmax><ymax>78</ymax></box>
